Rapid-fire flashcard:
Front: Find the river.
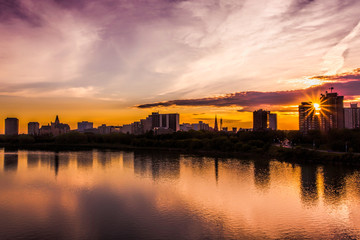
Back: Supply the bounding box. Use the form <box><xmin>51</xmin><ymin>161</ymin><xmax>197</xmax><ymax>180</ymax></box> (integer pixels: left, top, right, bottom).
<box><xmin>0</xmin><ymin>149</ymin><xmax>359</xmax><ymax>239</ymax></box>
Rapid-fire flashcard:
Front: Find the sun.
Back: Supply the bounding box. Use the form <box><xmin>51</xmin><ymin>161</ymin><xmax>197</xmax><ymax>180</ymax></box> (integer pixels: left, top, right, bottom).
<box><xmin>313</xmin><ymin>103</ymin><xmax>321</xmax><ymax>111</ymax></box>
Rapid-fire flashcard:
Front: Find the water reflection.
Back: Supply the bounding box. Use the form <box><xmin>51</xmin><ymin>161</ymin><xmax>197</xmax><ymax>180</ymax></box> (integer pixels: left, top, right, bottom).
<box><xmin>76</xmin><ymin>151</ymin><xmax>93</xmax><ymax>169</ymax></box>
<box><xmin>97</xmin><ymin>151</ymin><xmax>112</xmax><ymax>167</ymax></box>
<box><xmin>322</xmin><ymin>165</ymin><xmax>349</xmax><ymax>205</ymax></box>
<box><xmin>300</xmin><ymin>165</ymin><xmax>319</xmax><ymax>206</ymax></box>
<box><xmin>253</xmin><ymin>160</ymin><xmax>270</xmax><ymax>190</ymax></box>
<box><xmin>27</xmin><ymin>153</ymin><xmax>40</xmax><ymax>168</ymax></box>
<box><xmin>215</xmin><ymin>158</ymin><xmax>219</xmax><ymax>184</ymax></box>
<box><xmin>133</xmin><ymin>151</ymin><xmax>180</xmax><ymax>181</ymax></box>
<box><xmin>0</xmin><ymin>150</ymin><xmax>360</xmax><ymax>240</ymax></box>
<box><xmin>4</xmin><ymin>150</ymin><xmax>18</xmax><ymax>172</ymax></box>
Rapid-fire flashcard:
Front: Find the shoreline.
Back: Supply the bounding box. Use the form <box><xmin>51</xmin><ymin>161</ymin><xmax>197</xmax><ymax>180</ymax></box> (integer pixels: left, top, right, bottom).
<box><xmin>1</xmin><ymin>143</ymin><xmax>360</xmax><ymax>167</ymax></box>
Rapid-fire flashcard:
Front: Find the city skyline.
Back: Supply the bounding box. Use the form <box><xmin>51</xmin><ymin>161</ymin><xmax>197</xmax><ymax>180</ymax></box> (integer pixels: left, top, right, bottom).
<box><xmin>1</xmin><ymin>1</ymin><xmax>360</xmax><ymax>132</ymax></box>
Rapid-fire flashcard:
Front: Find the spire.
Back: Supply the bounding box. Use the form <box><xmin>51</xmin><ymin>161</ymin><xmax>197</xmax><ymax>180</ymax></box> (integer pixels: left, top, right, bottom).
<box><xmin>214</xmin><ymin>115</ymin><xmax>218</xmax><ymax>132</ymax></box>
<box><xmin>220</xmin><ymin>118</ymin><xmax>223</xmax><ymax>130</ymax></box>
<box><xmin>55</xmin><ymin>115</ymin><xmax>60</xmax><ymax>125</ymax></box>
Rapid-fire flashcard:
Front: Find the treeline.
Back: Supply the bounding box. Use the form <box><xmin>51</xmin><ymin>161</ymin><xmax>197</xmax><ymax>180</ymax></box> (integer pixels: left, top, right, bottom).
<box><xmin>286</xmin><ymin>129</ymin><xmax>360</xmax><ymax>152</ymax></box>
<box><xmin>0</xmin><ymin>130</ymin><xmax>286</xmax><ymax>153</ymax></box>
<box><xmin>1</xmin><ymin>129</ymin><xmax>360</xmax><ymax>153</ymax></box>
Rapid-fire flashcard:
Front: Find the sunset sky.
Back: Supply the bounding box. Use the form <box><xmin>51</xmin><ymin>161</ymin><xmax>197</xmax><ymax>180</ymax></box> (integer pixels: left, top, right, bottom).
<box><xmin>1</xmin><ymin>0</ymin><xmax>360</xmax><ymax>133</ymax></box>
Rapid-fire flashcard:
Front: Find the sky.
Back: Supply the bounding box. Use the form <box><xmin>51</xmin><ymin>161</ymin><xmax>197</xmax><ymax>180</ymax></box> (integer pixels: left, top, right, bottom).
<box><xmin>1</xmin><ymin>0</ymin><xmax>360</xmax><ymax>132</ymax></box>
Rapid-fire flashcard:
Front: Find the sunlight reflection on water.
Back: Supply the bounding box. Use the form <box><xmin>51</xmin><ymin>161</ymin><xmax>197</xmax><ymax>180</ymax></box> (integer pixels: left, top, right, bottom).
<box><xmin>0</xmin><ymin>149</ymin><xmax>360</xmax><ymax>239</ymax></box>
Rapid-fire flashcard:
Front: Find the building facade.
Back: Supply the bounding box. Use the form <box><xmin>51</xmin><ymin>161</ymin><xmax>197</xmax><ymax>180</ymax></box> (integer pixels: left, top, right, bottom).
<box><xmin>269</xmin><ymin>113</ymin><xmax>277</xmax><ymax>130</ymax></box>
<box><xmin>344</xmin><ymin>103</ymin><xmax>360</xmax><ymax>129</ymax></box>
<box><xmin>319</xmin><ymin>92</ymin><xmax>344</xmax><ymax>131</ymax></box>
<box><xmin>150</xmin><ymin>112</ymin><xmax>179</xmax><ymax>132</ymax></box>
<box><xmin>28</xmin><ymin>122</ymin><xmax>40</xmax><ymax>135</ymax></box>
<box><xmin>299</xmin><ymin>102</ymin><xmax>320</xmax><ymax>134</ymax></box>
<box><xmin>5</xmin><ymin>118</ymin><xmax>19</xmax><ymax>135</ymax></box>
<box><xmin>253</xmin><ymin>109</ymin><xmax>268</xmax><ymax>131</ymax></box>
<box><xmin>50</xmin><ymin>116</ymin><xmax>70</xmax><ymax>136</ymax></box>
<box><xmin>77</xmin><ymin>121</ymin><xmax>93</xmax><ymax>132</ymax></box>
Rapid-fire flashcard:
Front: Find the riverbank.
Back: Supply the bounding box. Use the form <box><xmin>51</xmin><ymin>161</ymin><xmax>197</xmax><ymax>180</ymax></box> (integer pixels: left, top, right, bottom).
<box><xmin>1</xmin><ymin>142</ymin><xmax>360</xmax><ymax>166</ymax></box>
<box><xmin>268</xmin><ymin>146</ymin><xmax>360</xmax><ymax>166</ymax></box>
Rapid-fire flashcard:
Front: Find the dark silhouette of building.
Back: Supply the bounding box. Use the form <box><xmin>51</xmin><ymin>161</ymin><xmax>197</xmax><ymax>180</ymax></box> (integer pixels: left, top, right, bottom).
<box><xmin>253</xmin><ymin>160</ymin><xmax>270</xmax><ymax>190</ymax></box>
<box><xmin>344</xmin><ymin>103</ymin><xmax>360</xmax><ymax>129</ymax></box>
<box><xmin>320</xmin><ymin>91</ymin><xmax>344</xmax><ymax>131</ymax></box>
<box><xmin>28</xmin><ymin>122</ymin><xmax>39</xmax><ymax>135</ymax></box>
<box><xmin>299</xmin><ymin>102</ymin><xmax>320</xmax><ymax>134</ymax></box>
<box><xmin>5</xmin><ymin>118</ymin><xmax>19</xmax><ymax>135</ymax></box>
<box><xmin>50</xmin><ymin>115</ymin><xmax>70</xmax><ymax>136</ymax></box>
<box><xmin>39</xmin><ymin>125</ymin><xmax>52</xmax><ymax>135</ymax></box>
<box><xmin>253</xmin><ymin>109</ymin><xmax>268</xmax><ymax>131</ymax></box>
<box><xmin>150</xmin><ymin>112</ymin><xmax>179</xmax><ymax>132</ymax></box>
<box><xmin>214</xmin><ymin>115</ymin><xmax>219</xmax><ymax>132</ymax></box>
<box><xmin>300</xmin><ymin>165</ymin><xmax>319</xmax><ymax>205</ymax></box>
<box><xmin>77</xmin><ymin>121</ymin><xmax>93</xmax><ymax>132</ymax></box>
<box><xmin>269</xmin><ymin>113</ymin><xmax>277</xmax><ymax>130</ymax></box>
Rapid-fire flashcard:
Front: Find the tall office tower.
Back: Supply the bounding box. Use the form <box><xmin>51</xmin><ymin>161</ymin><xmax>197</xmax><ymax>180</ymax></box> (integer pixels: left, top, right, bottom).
<box><xmin>269</xmin><ymin>113</ymin><xmax>277</xmax><ymax>130</ymax></box>
<box><xmin>151</xmin><ymin>112</ymin><xmax>161</xmax><ymax>128</ymax></box>
<box><xmin>168</xmin><ymin>113</ymin><xmax>180</xmax><ymax>132</ymax></box>
<box><xmin>28</xmin><ymin>122</ymin><xmax>40</xmax><ymax>135</ymax></box>
<box><xmin>149</xmin><ymin>112</ymin><xmax>179</xmax><ymax>132</ymax></box>
<box><xmin>344</xmin><ymin>103</ymin><xmax>360</xmax><ymax>129</ymax></box>
<box><xmin>5</xmin><ymin>118</ymin><xmax>19</xmax><ymax>135</ymax></box>
<box><xmin>319</xmin><ymin>91</ymin><xmax>344</xmax><ymax>131</ymax></box>
<box><xmin>214</xmin><ymin>115</ymin><xmax>219</xmax><ymax>132</ymax></box>
<box><xmin>253</xmin><ymin>109</ymin><xmax>268</xmax><ymax>131</ymax></box>
<box><xmin>299</xmin><ymin>102</ymin><xmax>320</xmax><ymax>134</ymax></box>
<box><xmin>77</xmin><ymin>121</ymin><xmax>94</xmax><ymax>132</ymax></box>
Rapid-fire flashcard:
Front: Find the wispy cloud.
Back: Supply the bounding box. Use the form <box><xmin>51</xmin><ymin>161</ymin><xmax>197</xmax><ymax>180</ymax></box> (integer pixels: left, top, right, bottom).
<box><xmin>1</xmin><ymin>0</ymin><xmax>360</xmax><ymax>105</ymax></box>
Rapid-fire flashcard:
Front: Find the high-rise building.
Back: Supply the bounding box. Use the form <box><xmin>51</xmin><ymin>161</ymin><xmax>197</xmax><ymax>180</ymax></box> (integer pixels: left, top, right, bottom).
<box><xmin>28</xmin><ymin>122</ymin><xmax>39</xmax><ymax>135</ymax></box>
<box><xmin>214</xmin><ymin>115</ymin><xmax>219</xmax><ymax>132</ymax></box>
<box><xmin>151</xmin><ymin>112</ymin><xmax>161</xmax><ymax>129</ymax></box>
<box><xmin>253</xmin><ymin>109</ymin><xmax>268</xmax><ymax>131</ymax></box>
<box><xmin>299</xmin><ymin>102</ymin><xmax>320</xmax><ymax>134</ymax></box>
<box><xmin>77</xmin><ymin>121</ymin><xmax>93</xmax><ymax>132</ymax></box>
<box><xmin>319</xmin><ymin>91</ymin><xmax>344</xmax><ymax>131</ymax></box>
<box><xmin>269</xmin><ymin>113</ymin><xmax>277</xmax><ymax>130</ymax></box>
<box><xmin>344</xmin><ymin>103</ymin><xmax>360</xmax><ymax>129</ymax></box>
<box><xmin>150</xmin><ymin>112</ymin><xmax>179</xmax><ymax>132</ymax></box>
<box><xmin>5</xmin><ymin>118</ymin><xmax>19</xmax><ymax>135</ymax></box>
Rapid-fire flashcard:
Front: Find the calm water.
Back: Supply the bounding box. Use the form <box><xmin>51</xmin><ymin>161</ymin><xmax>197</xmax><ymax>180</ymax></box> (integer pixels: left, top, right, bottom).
<box><xmin>1</xmin><ymin>149</ymin><xmax>360</xmax><ymax>239</ymax></box>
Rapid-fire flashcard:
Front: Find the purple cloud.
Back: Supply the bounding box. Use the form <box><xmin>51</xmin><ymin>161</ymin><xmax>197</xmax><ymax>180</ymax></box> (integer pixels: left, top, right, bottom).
<box><xmin>137</xmin><ymin>69</ymin><xmax>360</xmax><ymax>111</ymax></box>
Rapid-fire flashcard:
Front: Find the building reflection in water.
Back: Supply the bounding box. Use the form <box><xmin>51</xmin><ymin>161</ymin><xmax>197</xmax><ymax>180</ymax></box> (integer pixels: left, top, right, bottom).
<box><xmin>53</xmin><ymin>154</ymin><xmax>59</xmax><ymax>176</ymax></box>
<box><xmin>97</xmin><ymin>151</ymin><xmax>112</xmax><ymax>168</ymax></box>
<box><xmin>300</xmin><ymin>164</ymin><xmax>319</xmax><ymax>206</ymax></box>
<box><xmin>253</xmin><ymin>160</ymin><xmax>270</xmax><ymax>190</ymax></box>
<box><xmin>215</xmin><ymin>158</ymin><xmax>219</xmax><ymax>184</ymax></box>
<box><xmin>4</xmin><ymin>149</ymin><xmax>18</xmax><ymax>172</ymax></box>
<box><xmin>40</xmin><ymin>152</ymin><xmax>53</xmax><ymax>168</ymax></box>
<box><xmin>133</xmin><ymin>151</ymin><xmax>180</xmax><ymax>181</ymax></box>
<box><xmin>76</xmin><ymin>151</ymin><xmax>94</xmax><ymax>170</ymax></box>
<box><xmin>27</xmin><ymin>152</ymin><xmax>40</xmax><ymax>168</ymax></box>
<box><xmin>322</xmin><ymin>165</ymin><xmax>350</xmax><ymax>205</ymax></box>
<box><xmin>122</xmin><ymin>152</ymin><xmax>134</xmax><ymax>170</ymax></box>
